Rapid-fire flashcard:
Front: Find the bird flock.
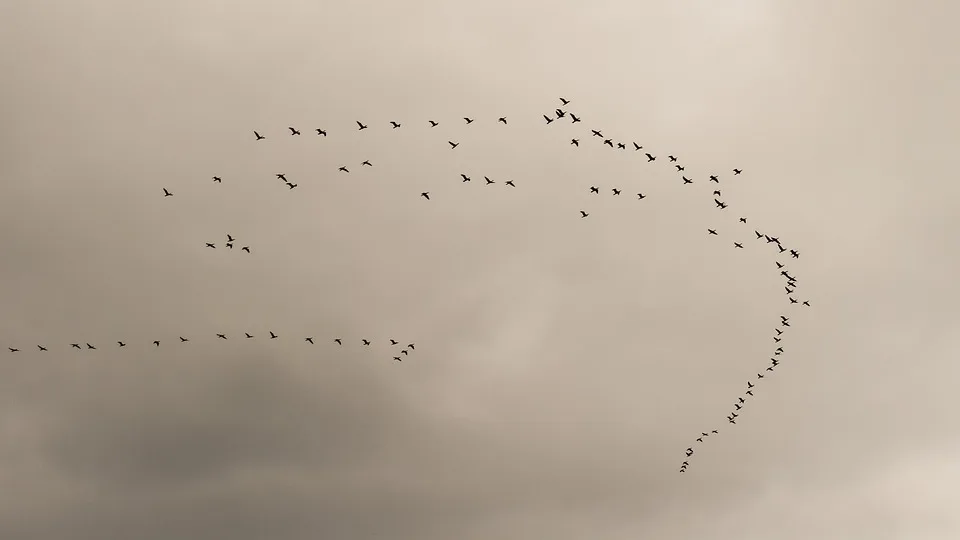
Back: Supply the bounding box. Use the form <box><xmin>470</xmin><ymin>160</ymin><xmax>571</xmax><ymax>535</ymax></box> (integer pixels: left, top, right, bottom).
<box><xmin>7</xmin><ymin>333</ymin><xmax>418</xmax><ymax>363</ymax></box>
<box><xmin>16</xmin><ymin>96</ymin><xmax>812</xmax><ymax>474</ymax></box>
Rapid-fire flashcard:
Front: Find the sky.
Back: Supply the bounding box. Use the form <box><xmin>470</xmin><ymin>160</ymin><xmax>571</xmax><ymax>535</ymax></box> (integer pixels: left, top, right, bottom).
<box><xmin>1</xmin><ymin>0</ymin><xmax>959</xmax><ymax>538</ymax></box>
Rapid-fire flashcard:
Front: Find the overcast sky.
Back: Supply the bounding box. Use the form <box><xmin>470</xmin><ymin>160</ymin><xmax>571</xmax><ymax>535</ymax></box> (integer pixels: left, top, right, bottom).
<box><xmin>2</xmin><ymin>0</ymin><xmax>959</xmax><ymax>538</ymax></box>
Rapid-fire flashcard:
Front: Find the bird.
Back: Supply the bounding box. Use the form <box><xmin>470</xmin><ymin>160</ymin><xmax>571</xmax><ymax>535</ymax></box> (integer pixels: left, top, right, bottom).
<box><xmin>790</xmin><ymin>249</ymin><xmax>800</xmax><ymax>258</ymax></box>
<box><xmin>276</xmin><ymin>174</ymin><xmax>286</xmax><ymax>181</ymax></box>
<box><xmin>775</xmin><ymin>329</ymin><xmax>783</xmax><ymax>335</ymax></box>
<box><xmin>401</xmin><ymin>349</ymin><xmax>409</xmax><ymax>355</ymax></box>
<box><xmin>739</xmin><ymin>217</ymin><xmax>747</xmax><ymax>223</ymax></box>
<box><xmin>429</xmin><ymin>120</ymin><xmax>438</xmax><ymax>127</ymax></box>
<box><xmin>448</xmin><ymin>141</ymin><xmax>458</xmax><ymax>149</ymax></box>
<box><xmin>590</xmin><ymin>186</ymin><xmax>599</xmax><ymax>194</ymax></box>
<box><xmin>407</xmin><ymin>343</ymin><xmax>415</xmax><ymax>350</ymax></box>
<box><xmin>460</xmin><ymin>174</ymin><xmax>471</xmax><ymax>182</ymax></box>
<box><xmin>334</xmin><ymin>338</ymin><xmax>342</xmax><ymax>345</ymax></box>
<box><xmin>675</xmin><ymin>165</ymin><xmax>684</xmax><ymax>172</ymax></box>
<box><xmin>637</xmin><ymin>193</ymin><xmax>646</xmax><ymax>199</ymax></box>
<box><xmin>205</xmin><ymin>243</ymin><xmax>215</xmax><ymax>248</ymax></box>
<box><xmin>37</xmin><ymin>345</ymin><xmax>47</xmax><ymax>351</ymax></box>
<box><xmin>315</xmin><ymin>128</ymin><xmax>326</xmax><ymax>136</ymax></box>
<box><xmin>241</xmin><ymin>246</ymin><xmax>250</xmax><ymax>253</ymax></box>
<box><xmin>163</xmin><ymin>188</ymin><xmax>173</xmax><ymax>197</ymax></box>
<box><xmin>570</xmin><ymin>114</ymin><xmax>581</xmax><ymax>123</ymax></box>
<box><xmin>747</xmin><ymin>382</ymin><xmax>754</xmax><ymax>388</ymax></box>
<box><xmin>669</xmin><ymin>155</ymin><xmax>677</xmax><ymax>162</ymax></box>
<box><xmin>543</xmin><ymin>115</ymin><xmax>554</xmax><ymax>124</ymax></box>
<box><xmin>746</xmin><ymin>390</ymin><xmax>754</xmax><ymax>396</ymax></box>
<box><xmin>580</xmin><ymin>211</ymin><xmax>589</xmax><ymax>218</ymax></box>
<box><xmin>555</xmin><ymin>109</ymin><xmax>566</xmax><ymax>118</ymax></box>
<box><xmin>8</xmin><ymin>348</ymin><xmax>18</xmax><ymax>352</ymax></box>
<box><xmin>485</xmin><ymin>177</ymin><xmax>494</xmax><ymax>185</ymax></box>
<box><xmin>709</xmin><ymin>175</ymin><xmax>719</xmax><ymax>183</ymax></box>
<box><xmin>591</xmin><ymin>130</ymin><xmax>603</xmax><ymax>137</ymax></box>
<box><xmin>789</xmin><ymin>297</ymin><xmax>798</xmax><ymax>304</ymax></box>
<box><xmin>288</xmin><ymin>127</ymin><xmax>300</xmax><ymax>135</ymax></box>
<box><xmin>245</xmin><ymin>333</ymin><xmax>253</xmax><ymax>338</ymax></box>
<box><xmin>390</xmin><ymin>339</ymin><xmax>399</xmax><ymax>345</ymax></box>
<box><xmin>560</xmin><ymin>97</ymin><xmax>570</xmax><ymax>105</ymax></box>
<box><xmin>738</xmin><ymin>397</ymin><xmax>746</xmax><ymax>404</ymax></box>
<box><xmin>505</xmin><ymin>180</ymin><xmax>516</xmax><ymax>187</ymax></box>
<box><xmin>393</xmin><ymin>356</ymin><xmax>402</xmax><ymax>362</ymax></box>
<box><xmin>269</xmin><ymin>331</ymin><xmax>278</xmax><ymax>339</ymax></box>
<box><xmin>356</xmin><ymin>121</ymin><xmax>368</xmax><ymax>130</ymax></box>
<box><xmin>571</xmin><ymin>139</ymin><xmax>579</xmax><ymax>146</ymax></box>
<box><xmin>603</xmin><ymin>139</ymin><xmax>613</xmax><ymax>147</ymax></box>
<box><xmin>180</xmin><ymin>336</ymin><xmax>188</xmax><ymax>342</ymax></box>
<box><xmin>757</xmin><ymin>373</ymin><xmax>765</xmax><ymax>379</ymax></box>
<box><xmin>305</xmin><ymin>337</ymin><xmax>314</xmax><ymax>344</ymax></box>
<box><xmin>712</xmin><ymin>430</ymin><xmax>719</xmax><ymax>434</ymax></box>
<box><xmin>803</xmin><ymin>301</ymin><xmax>811</xmax><ymax>307</ymax></box>
<box><xmin>212</xmin><ymin>176</ymin><xmax>222</xmax><ymax>183</ymax></box>
<box><xmin>645</xmin><ymin>153</ymin><xmax>656</xmax><ymax>162</ymax></box>
<box><xmin>714</xmin><ymin>199</ymin><xmax>726</xmax><ymax>208</ymax></box>
<box><xmin>390</xmin><ymin>121</ymin><xmax>401</xmax><ymax>128</ymax></box>
<box><xmin>226</xmin><ymin>234</ymin><xmax>234</xmax><ymax>242</ymax></box>
<box><xmin>253</xmin><ymin>130</ymin><xmax>265</xmax><ymax>140</ymax></box>
<box><xmin>733</xmin><ymin>169</ymin><xmax>742</xmax><ymax>175</ymax></box>
<box><xmin>708</xmin><ymin>229</ymin><xmax>718</xmax><ymax>235</ymax></box>
<box><xmin>362</xmin><ymin>160</ymin><xmax>372</xmax><ymax>166</ymax></box>
<box><xmin>286</xmin><ymin>183</ymin><xmax>297</xmax><ymax>189</ymax></box>
<box><xmin>683</xmin><ymin>177</ymin><xmax>693</xmax><ymax>184</ymax></box>
<box><xmin>617</xmin><ymin>142</ymin><xmax>626</xmax><ymax>150</ymax></box>
<box><xmin>153</xmin><ymin>340</ymin><xmax>160</xmax><ymax>347</ymax></box>
<box><xmin>421</xmin><ymin>192</ymin><xmax>430</xmax><ymax>200</ymax></box>
<box><xmin>498</xmin><ymin>117</ymin><xmax>507</xmax><ymax>124</ymax></box>
<box><xmin>734</xmin><ymin>243</ymin><xmax>744</xmax><ymax>248</ymax></box>
<box><xmin>463</xmin><ymin>117</ymin><xmax>474</xmax><ymax>124</ymax></box>
<box><xmin>86</xmin><ymin>343</ymin><xmax>96</xmax><ymax>349</ymax></box>
<box><xmin>633</xmin><ymin>142</ymin><xmax>642</xmax><ymax>150</ymax></box>
<box><xmin>713</xmin><ymin>190</ymin><xmax>722</xmax><ymax>196</ymax></box>
<box><xmin>362</xmin><ymin>339</ymin><xmax>371</xmax><ymax>346</ymax></box>
<box><xmin>757</xmin><ymin>231</ymin><xmax>765</xmax><ymax>239</ymax></box>
<box><xmin>697</xmin><ymin>437</ymin><xmax>703</xmax><ymax>443</ymax></box>
<box><xmin>338</xmin><ymin>166</ymin><xmax>349</xmax><ymax>173</ymax></box>
<box><xmin>216</xmin><ymin>334</ymin><xmax>227</xmax><ymax>339</ymax></box>
<box><xmin>612</xmin><ymin>188</ymin><xmax>621</xmax><ymax>195</ymax></box>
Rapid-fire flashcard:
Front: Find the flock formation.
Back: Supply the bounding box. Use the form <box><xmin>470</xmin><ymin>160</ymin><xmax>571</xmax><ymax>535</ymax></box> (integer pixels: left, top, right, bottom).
<box><xmin>6</xmin><ymin>333</ymin><xmax>417</xmax><ymax>363</ymax></box>
<box><xmin>14</xmin><ymin>96</ymin><xmax>811</xmax><ymax>473</ymax></box>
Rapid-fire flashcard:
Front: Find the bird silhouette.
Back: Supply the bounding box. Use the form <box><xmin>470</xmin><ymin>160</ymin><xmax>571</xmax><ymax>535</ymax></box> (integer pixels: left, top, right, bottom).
<box><xmin>205</xmin><ymin>243</ymin><xmax>215</xmax><ymax>248</ymax></box>
<box><xmin>603</xmin><ymin>139</ymin><xmax>613</xmax><ymax>147</ymax></box>
<box><xmin>245</xmin><ymin>333</ymin><xmax>253</xmax><ymax>338</ymax></box>
<box><xmin>448</xmin><ymin>141</ymin><xmax>459</xmax><ymax>149</ymax></box>
<box><xmin>180</xmin><ymin>336</ymin><xmax>189</xmax><ymax>342</ymax></box>
<box><xmin>612</xmin><ymin>188</ymin><xmax>621</xmax><ymax>195</ymax></box>
<box><xmin>8</xmin><ymin>348</ymin><xmax>18</xmax><ymax>352</ymax></box>
<box><xmin>734</xmin><ymin>243</ymin><xmax>744</xmax><ymax>248</ymax></box>
<box><xmin>669</xmin><ymin>156</ymin><xmax>678</xmax><ymax>162</ymax></box>
<box><xmin>580</xmin><ymin>211</ymin><xmax>589</xmax><ymax>218</ymax></box>
<box><xmin>86</xmin><ymin>343</ymin><xmax>96</xmax><ymax>349</ymax></box>
<box><xmin>429</xmin><ymin>120</ymin><xmax>438</xmax><ymax>127</ymax></box>
<box><xmin>543</xmin><ymin>115</ymin><xmax>554</xmax><ymax>124</ymax></box>
<box><xmin>37</xmin><ymin>345</ymin><xmax>47</xmax><ymax>351</ymax></box>
<box><xmin>216</xmin><ymin>334</ymin><xmax>227</xmax><ymax>339</ymax></box>
<box><xmin>334</xmin><ymin>338</ymin><xmax>342</xmax><ymax>345</ymax></box>
<box><xmin>390</xmin><ymin>121</ymin><xmax>401</xmax><ymax>128</ymax></box>
<box><xmin>421</xmin><ymin>192</ymin><xmax>430</xmax><ymax>200</ymax></box>
<box><xmin>153</xmin><ymin>340</ymin><xmax>160</xmax><ymax>347</ymax></box>
<box><xmin>498</xmin><ymin>117</ymin><xmax>507</xmax><ymax>124</ymax></box>
<box><xmin>460</xmin><ymin>174</ymin><xmax>471</xmax><ymax>182</ymax></box>
<box><xmin>675</xmin><ymin>165</ymin><xmax>684</xmax><ymax>172</ymax></box>
<box><xmin>571</xmin><ymin>139</ymin><xmax>579</xmax><ymax>146</ymax></box>
<box><xmin>683</xmin><ymin>177</ymin><xmax>693</xmax><ymax>184</ymax></box>
<box><xmin>636</xmin><ymin>193</ymin><xmax>646</xmax><ymax>200</ymax></box>
<box><xmin>570</xmin><ymin>114</ymin><xmax>581</xmax><ymax>123</ymax></box>
<box><xmin>485</xmin><ymin>177</ymin><xmax>494</xmax><ymax>185</ymax></box>
<box><xmin>362</xmin><ymin>339</ymin><xmax>371</xmax><ymax>346</ymax></box>
<box><xmin>407</xmin><ymin>343</ymin><xmax>415</xmax><ymax>350</ymax></box>
<box><xmin>288</xmin><ymin>127</ymin><xmax>300</xmax><ymax>135</ymax></box>
<box><xmin>633</xmin><ymin>142</ymin><xmax>642</xmax><ymax>150</ymax></box>
<box><xmin>709</xmin><ymin>175</ymin><xmax>719</xmax><ymax>183</ymax></box>
<box><xmin>645</xmin><ymin>153</ymin><xmax>656</xmax><ymax>162</ymax></box>
<box><xmin>212</xmin><ymin>176</ymin><xmax>222</xmax><ymax>183</ymax></box>
<box><xmin>393</xmin><ymin>356</ymin><xmax>402</xmax><ymax>362</ymax></box>
<box><xmin>305</xmin><ymin>337</ymin><xmax>314</xmax><ymax>344</ymax></box>
<box><xmin>338</xmin><ymin>166</ymin><xmax>349</xmax><ymax>173</ymax></box>
<box><xmin>591</xmin><ymin>130</ymin><xmax>603</xmax><ymax>137</ymax></box>
<box><xmin>390</xmin><ymin>339</ymin><xmax>399</xmax><ymax>345</ymax></box>
<box><xmin>559</xmin><ymin>97</ymin><xmax>570</xmax><ymax>105</ymax></box>
<box><xmin>276</xmin><ymin>174</ymin><xmax>286</xmax><ymax>181</ymax></box>
<box><xmin>708</xmin><ymin>229</ymin><xmax>718</xmax><ymax>235</ymax></box>
<box><xmin>241</xmin><ymin>246</ymin><xmax>250</xmax><ymax>253</ymax></box>
<box><xmin>254</xmin><ymin>131</ymin><xmax>265</xmax><ymax>140</ymax></box>
<box><xmin>505</xmin><ymin>180</ymin><xmax>516</xmax><ymax>187</ymax></box>
<box><xmin>739</xmin><ymin>217</ymin><xmax>747</xmax><ymax>223</ymax></box>
<box><xmin>356</xmin><ymin>121</ymin><xmax>368</xmax><ymax>130</ymax></box>
<box><xmin>269</xmin><ymin>331</ymin><xmax>278</xmax><ymax>339</ymax></box>
<box><xmin>163</xmin><ymin>188</ymin><xmax>173</xmax><ymax>197</ymax></box>
<box><xmin>401</xmin><ymin>349</ymin><xmax>409</xmax><ymax>355</ymax></box>
<box><xmin>362</xmin><ymin>160</ymin><xmax>372</xmax><ymax>166</ymax></box>
<box><xmin>733</xmin><ymin>169</ymin><xmax>742</xmax><ymax>175</ymax></box>
<box><xmin>315</xmin><ymin>128</ymin><xmax>326</xmax><ymax>136</ymax></box>
<box><xmin>463</xmin><ymin>117</ymin><xmax>474</xmax><ymax>124</ymax></box>
<box><xmin>803</xmin><ymin>301</ymin><xmax>811</xmax><ymax>306</ymax></box>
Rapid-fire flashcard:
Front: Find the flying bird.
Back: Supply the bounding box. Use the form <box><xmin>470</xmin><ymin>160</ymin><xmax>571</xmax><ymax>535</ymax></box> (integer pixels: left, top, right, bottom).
<box><xmin>591</xmin><ymin>130</ymin><xmax>603</xmax><ymax>137</ymax></box>
<box><xmin>739</xmin><ymin>217</ymin><xmax>747</xmax><ymax>223</ymax></box>
<box><xmin>338</xmin><ymin>166</ymin><xmax>349</xmax><ymax>173</ymax></box>
<box><xmin>580</xmin><ymin>211</ymin><xmax>589</xmax><ymax>218</ymax></box>
<box><xmin>461</xmin><ymin>174</ymin><xmax>471</xmax><ymax>182</ymax></box>
<box><xmin>390</xmin><ymin>121</ymin><xmax>401</xmax><ymax>128</ymax></box>
<box><xmin>485</xmin><ymin>176</ymin><xmax>494</xmax><ymax>185</ymax></box>
<box><xmin>241</xmin><ymin>246</ymin><xmax>250</xmax><ymax>253</ymax></box>
<box><xmin>286</xmin><ymin>183</ymin><xmax>297</xmax><ymax>189</ymax></box>
<box><xmin>8</xmin><ymin>348</ymin><xmax>18</xmax><ymax>352</ymax></box>
<box><xmin>334</xmin><ymin>338</ymin><xmax>342</xmax><ymax>345</ymax></box>
<box><xmin>733</xmin><ymin>169</ymin><xmax>742</xmax><ymax>175</ymax></box>
<box><xmin>790</xmin><ymin>249</ymin><xmax>800</xmax><ymax>258</ymax></box>
<box><xmin>505</xmin><ymin>180</ymin><xmax>515</xmax><ymax>187</ymax></box>
<box><xmin>316</xmin><ymin>128</ymin><xmax>326</xmax><ymax>136</ymax></box>
<box><xmin>707</xmin><ymin>229</ymin><xmax>718</xmax><ymax>235</ymax></box>
<box><xmin>543</xmin><ymin>115</ymin><xmax>554</xmax><ymax>124</ymax></box>
<box><xmin>180</xmin><ymin>336</ymin><xmax>188</xmax><ymax>342</ymax></box>
<box><xmin>212</xmin><ymin>176</ymin><xmax>222</xmax><ymax>183</ymax></box>
<box><xmin>589</xmin><ymin>186</ymin><xmax>599</xmax><ymax>194</ymax></box>
<box><xmin>356</xmin><ymin>121</ymin><xmax>368</xmax><ymax>130</ymax></box>
<box><xmin>448</xmin><ymin>141</ymin><xmax>459</xmax><ymax>149</ymax></box>
<box><xmin>603</xmin><ymin>139</ymin><xmax>613</xmax><ymax>147</ymax></box>
<box><xmin>407</xmin><ymin>343</ymin><xmax>415</xmax><ymax>350</ymax></box>
<box><xmin>612</xmin><ymin>188</ymin><xmax>621</xmax><ymax>195</ymax></box>
<box><xmin>645</xmin><ymin>153</ymin><xmax>656</xmax><ymax>162</ymax></box>
<box><xmin>276</xmin><ymin>174</ymin><xmax>286</xmax><ymax>181</ymax></box>
<box><xmin>163</xmin><ymin>188</ymin><xmax>173</xmax><ymax>197</ymax></box>
<box><xmin>153</xmin><ymin>340</ymin><xmax>160</xmax><ymax>347</ymax></box>
<box><xmin>421</xmin><ymin>192</ymin><xmax>430</xmax><ymax>200</ymax></box>
<box><xmin>362</xmin><ymin>339</ymin><xmax>371</xmax><ymax>346</ymax></box>
<box><xmin>393</xmin><ymin>356</ymin><xmax>402</xmax><ymax>362</ymax></box>
<box><xmin>217</xmin><ymin>334</ymin><xmax>227</xmax><ymax>339</ymax></box>
<box><xmin>205</xmin><ymin>243</ymin><xmax>215</xmax><ymax>248</ymax></box>
<box><xmin>86</xmin><ymin>343</ymin><xmax>96</xmax><ymax>349</ymax></box>
<box><xmin>559</xmin><ymin>97</ymin><xmax>570</xmax><ymax>105</ymax></box>
<box><xmin>675</xmin><ymin>165</ymin><xmax>684</xmax><ymax>172</ymax></box>
<box><xmin>734</xmin><ymin>242</ymin><xmax>744</xmax><ymax>248</ymax></box>
<box><xmin>463</xmin><ymin>117</ymin><xmax>474</xmax><ymax>124</ymax></box>
<box><xmin>669</xmin><ymin>155</ymin><xmax>677</xmax><ymax>162</ymax></box>
<box><xmin>803</xmin><ymin>301</ymin><xmax>811</xmax><ymax>306</ymax></box>
<box><xmin>498</xmin><ymin>117</ymin><xmax>507</xmax><ymax>124</ymax></box>
<box><xmin>637</xmin><ymin>193</ymin><xmax>646</xmax><ymax>199</ymax></box>
<box><xmin>683</xmin><ymin>177</ymin><xmax>693</xmax><ymax>184</ymax></box>
<box><xmin>269</xmin><ymin>331</ymin><xmax>278</xmax><ymax>339</ymax></box>
<box><xmin>254</xmin><ymin>131</ymin><xmax>265</xmax><ymax>140</ymax></box>
<box><xmin>571</xmin><ymin>139</ymin><xmax>579</xmax><ymax>146</ymax></box>
<box><xmin>362</xmin><ymin>160</ymin><xmax>372</xmax><ymax>166</ymax></box>
<box><xmin>633</xmin><ymin>142</ymin><xmax>642</xmax><ymax>150</ymax></box>
<box><xmin>37</xmin><ymin>345</ymin><xmax>47</xmax><ymax>351</ymax></box>
<box><xmin>305</xmin><ymin>337</ymin><xmax>314</xmax><ymax>344</ymax></box>
<box><xmin>709</xmin><ymin>175</ymin><xmax>719</xmax><ymax>183</ymax></box>
<box><xmin>245</xmin><ymin>333</ymin><xmax>253</xmax><ymax>338</ymax></box>
<box><xmin>429</xmin><ymin>120</ymin><xmax>438</xmax><ymax>127</ymax></box>
<box><xmin>390</xmin><ymin>340</ymin><xmax>399</xmax><ymax>345</ymax></box>
<box><xmin>570</xmin><ymin>114</ymin><xmax>581</xmax><ymax>123</ymax></box>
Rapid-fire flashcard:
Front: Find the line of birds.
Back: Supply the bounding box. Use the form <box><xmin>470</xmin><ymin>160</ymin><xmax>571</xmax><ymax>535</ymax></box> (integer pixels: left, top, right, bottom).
<box><xmin>5</xmin><ymin>333</ymin><xmax>417</xmax><ymax>362</ymax></box>
<box><xmin>161</xmin><ymin>96</ymin><xmax>811</xmax><ymax>472</ymax></box>
<box><xmin>204</xmin><ymin>233</ymin><xmax>252</xmax><ymax>252</ymax></box>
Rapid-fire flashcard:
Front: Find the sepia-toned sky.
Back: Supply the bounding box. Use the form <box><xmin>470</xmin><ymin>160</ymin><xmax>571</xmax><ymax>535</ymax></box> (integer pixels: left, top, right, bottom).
<box><xmin>2</xmin><ymin>0</ymin><xmax>959</xmax><ymax>538</ymax></box>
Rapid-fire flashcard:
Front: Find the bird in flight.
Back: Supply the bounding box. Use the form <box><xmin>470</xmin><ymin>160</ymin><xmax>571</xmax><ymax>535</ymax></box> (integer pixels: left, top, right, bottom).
<box><xmin>464</xmin><ymin>117</ymin><xmax>474</xmax><ymax>124</ymax></box>
<box><xmin>429</xmin><ymin>120</ymin><xmax>438</xmax><ymax>127</ymax></box>
<box><xmin>460</xmin><ymin>174</ymin><xmax>471</xmax><ymax>182</ymax></box>
<box><xmin>484</xmin><ymin>177</ymin><xmax>494</xmax><ymax>185</ymax></box>
<box><xmin>334</xmin><ymin>338</ymin><xmax>342</xmax><ymax>345</ymax></box>
<box><xmin>276</xmin><ymin>174</ymin><xmax>286</xmax><ymax>181</ymax></box>
<box><xmin>212</xmin><ymin>176</ymin><xmax>222</xmax><ymax>183</ymax></box>
<box><xmin>269</xmin><ymin>331</ymin><xmax>278</xmax><ymax>339</ymax></box>
<box><xmin>733</xmin><ymin>169</ymin><xmax>742</xmax><ymax>175</ymax></box>
<box><xmin>790</xmin><ymin>249</ymin><xmax>800</xmax><ymax>258</ymax></box>
<box><xmin>645</xmin><ymin>153</ymin><xmax>656</xmax><ymax>162</ymax></box>
<box><xmin>421</xmin><ymin>192</ymin><xmax>430</xmax><ymax>200</ymax></box>
<box><xmin>580</xmin><ymin>211</ymin><xmax>589</xmax><ymax>218</ymax></box>
<box><xmin>153</xmin><ymin>340</ymin><xmax>160</xmax><ymax>347</ymax></box>
<box><xmin>709</xmin><ymin>175</ymin><xmax>719</xmax><ymax>183</ymax></box>
<box><xmin>241</xmin><ymin>246</ymin><xmax>250</xmax><ymax>253</ymax></box>
<box><xmin>407</xmin><ymin>343</ymin><xmax>415</xmax><ymax>350</ymax></box>
<box><xmin>390</xmin><ymin>339</ymin><xmax>399</xmax><ymax>345</ymax></box>
<box><xmin>505</xmin><ymin>180</ymin><xmax>516</xmax><ymax>187</ymax></box>
<box><xmin>498</xmin><ymin>117</ymin><xmax>507</xmax><ymax>124</ymax></box>
<box><xmin>316</xmin><ymin>128</ymin><xmax>326</xmax><ymax>136</ymax></box>
<box><xmin>216</xmin><ymin>334</ymin><xmax>227</xmax><ymax>339</ymax></box>
<box><xmin>448</xmin><ymin>141</ymin><xmax>459</xmax><ymax>149</ymax></box>
<box><xmin>708</xmin><ymin>229</ymin><xmax>718</xmax><ymax>235</ymax></box>
<box><xmin>612</xmin><ymin>188</ymin><xmax>621</xmax><ymax>195</ymax></box>
<box><xmin>683</xmin><ymin>177</ymin><xmax>693</xmax><ymax>184</ymax></box>
<box><xmin>180</xmin><ymin>336</ymin><xmax>189</xmax><ymax>342</ymax></box>
<box><xmin>675</xmin><ymin>165</ymin><xmax>685</xmax><ymax>172</ymax></box>
<box><xmin>739</xmin><ymin>217</ymin><xmax>747</xmax><ymax>223</ymax></box>
<box><xmin>338</xmin><ymin>166</ymin><xmax>349</xmax><ymax>173</ymax></box>
<box><xmin>637</xmin><ymin>193</ymin><xmax>646</xmax><ymax>199</ymax></box>
<box><xmin>163</xmin><ymin>188</ymin><xmax>173</xmax><ymax>197</ymax></box>
<box><xmin>669</xmin><ymin>156</ymin><xmax>678</xmax><ymax>162</ymax></box>
<box><xmin>555</xmin><ymin>109</ymin><xmax>566</xmax><ymax>119</ymax></box>
<box><xmin>86</xmin><ymin>343</ymin><xmax>96</xmax><ymax>349</ymax></box>
<box><xmin>357</xmin><ymin>121</ymin><xmax>368</xmax><ymax>130</ymax></box>
<box><xmin>603</xmin><ymin>139</ymin><xmax>613</xmax><ymax>147</ymax></box>
<box><xmin>37</xmin><ymin>345</ymin><xmax>47</xmax><ymax>351</ymax></box>
<box><xmin>714</xmin><ymin>199</ymin><xmax>728</xmax><ymax>209</ymax></box>
<box><xmin>591</xmin><ymin>130</ymin><xmax>603</xmax><ymax>137</ymax></box>
<box><xmin>560</xmin><ymin>97</ymin><xmax>570</xmax><ymax>105</ymax></box>
<box><xmin>205</xmin><ymin>243</ymin><xmax>215</xmax><ymax>248</ymax></box>
<box><xmin>617</xmin><ymin>142</ymin><xmax>626</xmax><ymax>150</ymax></box>
<box><xmin>362</xmin><ymin>160</ymin><xmax>372</xmax><ymax>167</ymax></box>
<box><xmin>789</xmin><ymin>297</ymin><xmax>798</xmax><ymax>304</ymax></box>
<box><xmin>362</xmin><ymin>339</ymin><xmax>371</xmax><ymax>346</ymax></box>
<box><xmin>570</xmin><ymin>114</ymin><xmax>581</xmax><ymax>123</ymax></box>
<box><xmin>8</xmin><ymin>348</ymin><xmax>18</xmax><ymax>352</ymax></box>
<box><xmin>254</xmin><ymin>131</ymin><xmax>265</xmax><ymax>140</ymax></box>
<box><xmin>288</xmin><ymin>127</ymin><xmax>300</xmax><ymax>135</ymax></box>
<box><xmin>286</xmin><ymin>183</ymin><xmax>297</xmax><ymax>189</ymax></box>
<box><xmin>734</xmin><ymin>242</ymin><xmax>744</xmax><ymax>249</ymax></box>
<box><xmin>713</xmin><ymin>190</ymin><xmax>721</xmax><ymax>196</ymax></box>
<box><xmin>70</xmin><ymin>343</ymin><xmax>82</xmax><ymax>349</ymax></box>
<box><xmin>390</xmin><ymin>121</ymin><xmax>401</xmax><ymax>129</ymax></box>
<box><xmin>401</xmin><ymin>349</ymin><xmax>409</xmax><ymax>355</ymax></box>
<box><xmin>305</xmin><ymin>337</ymin><xmax>314</xmax><ymax>344</ymax></box>
<box><xmin>393</xmin><ymin>356</ymin><xmax>402</xmax><ymax>362</ymax></box>
<box><xmin>571</xmin><ymin>139</ymin><xmax>579</xmax><ymax>146</ymax></box>
<box><xmin>803</xmin><ymin>301</ymin><xmax>811</xmax><ymax>307</ymax></box>
<box><xmin>227</xmin><ymin>234</ymin><xmax>235</xmax><ymax>242</ymax></box>
<box><xmin>543</xmin><ymin>115</ymin><xmax>554</xmax><ymax>124</ymax></box>
<box><xmin>590</xmin><ymin>186</ymin><xmax>599</xmax><ymax>194</ymax></box>
<box><xmin>245</xmin><ymin>333</ymin><xmax>253</xmax><ymax>338</ymax></box>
